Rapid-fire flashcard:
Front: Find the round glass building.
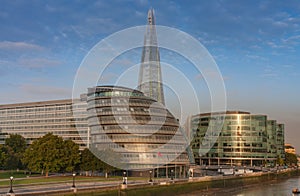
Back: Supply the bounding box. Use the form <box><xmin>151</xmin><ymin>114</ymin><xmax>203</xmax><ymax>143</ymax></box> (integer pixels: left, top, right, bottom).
<box><xmin>86</xmin><ymin>86</ymin><xmax>190</xmax><ymax>172</ymax></box>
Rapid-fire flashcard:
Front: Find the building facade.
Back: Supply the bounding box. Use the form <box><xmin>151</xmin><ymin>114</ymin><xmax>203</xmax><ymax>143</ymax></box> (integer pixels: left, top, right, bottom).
<box><xmin>86</xmin><ymin>85</ymin><xmax>189</xmax><ymax>172</ymax></box>
<box><xmin>285</xmin><ymin>143</ymin><xmax>296</xmax><ymax>154</ymax></box>
<box><xmin>0</xmin><ymin>98</ymin><xmax>88</xmax><ymax>150</ymax></box>
<box><xmin>138</xmin><ymin>8</ymin><xmax>165</xmax><ymax>105</ymax></box>
<box><xmin>191</xmin><ymin>111</ymin><xmax>285</xmax><ymax>166</ymax></box>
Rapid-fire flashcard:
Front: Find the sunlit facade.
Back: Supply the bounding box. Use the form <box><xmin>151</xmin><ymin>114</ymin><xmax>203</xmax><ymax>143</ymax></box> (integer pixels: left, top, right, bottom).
<box><xmin>0</xmin><ymin>99</ymin><xmax>89</xmax><ymax>150</ymax></box>
<box><xmin>86</xmin><ymin>85</ymin><xmax>190</xmax><ymax>171</ymax></box>
<box><xmin>191</xmin><ymin>111</ymin><xmax>285</xmax><ymax>166</ymax></box>
<box><xmin>285</xmin><ymin>143</ymin><xmax>296</xmax><ymax>154</ymax></box>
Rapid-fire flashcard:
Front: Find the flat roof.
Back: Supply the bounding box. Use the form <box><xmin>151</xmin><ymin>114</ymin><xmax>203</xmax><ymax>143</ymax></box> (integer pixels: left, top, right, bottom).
<box><xmin>0</xmin><ymin>99</ymin><xmax>74</xmax><ymax>109</ymax></box>
<box><xmin>194</xmin><ymin>111</ymin><xmax>251</xmax><ymax>117</ymax></box>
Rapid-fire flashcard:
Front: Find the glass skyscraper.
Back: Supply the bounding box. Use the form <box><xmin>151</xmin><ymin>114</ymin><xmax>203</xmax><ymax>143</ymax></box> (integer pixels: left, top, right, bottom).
<box><xmin>138</xmin><ymin>8</ymin><xmax>165</xmax><ymax>105</ymax></box>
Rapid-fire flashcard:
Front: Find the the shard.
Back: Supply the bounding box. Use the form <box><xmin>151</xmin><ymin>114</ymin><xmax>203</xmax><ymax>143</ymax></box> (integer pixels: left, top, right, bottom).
<box><xmin>138</xmin><ymin>9</ymin><xmax>165</xmax><ymax>105</ymax></box>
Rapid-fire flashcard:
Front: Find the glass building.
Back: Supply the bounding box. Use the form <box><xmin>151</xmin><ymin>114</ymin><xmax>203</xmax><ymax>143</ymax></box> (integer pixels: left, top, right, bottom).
<box><xmin>138</xmin><ymin>8</ymin><xmax>165</xmax><ymax>105</ymax></box>
<box><xmin>86</xmin><ymin>85</ymin><xmax>190</xmax><ymax>173</ymax></box>
<box><xmin>190</xmin><ymin>111</ymin><xmax>285</xmax><ymax>166</ymax></box>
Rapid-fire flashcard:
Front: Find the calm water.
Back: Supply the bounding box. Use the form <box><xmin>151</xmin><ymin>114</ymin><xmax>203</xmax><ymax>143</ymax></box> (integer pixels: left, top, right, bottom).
<box><xmin>183</xmin><ymin>176</ymin><xmax>300</xmax><ymax>196</ymax></box>
<box><xmin>233</xmin><ymin>176</ymin><xmax>300</xmax><ymax>196</ymax></box>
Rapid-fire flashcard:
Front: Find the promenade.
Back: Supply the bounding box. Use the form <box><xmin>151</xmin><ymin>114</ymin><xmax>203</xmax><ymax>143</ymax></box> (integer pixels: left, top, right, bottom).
<box><xmin>0</xmin><ymin>168</ymin><xmax>298</xmax><ymax>196</ymax></box>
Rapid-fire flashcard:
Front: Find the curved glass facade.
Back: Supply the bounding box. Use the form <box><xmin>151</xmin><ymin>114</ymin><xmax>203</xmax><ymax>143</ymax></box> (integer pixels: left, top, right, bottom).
<box><xmin>87</xmin><ymin>86</ymin><xmax>189</xmax><ymax>170</ymax></box>
<box><xmin>191</xmin><ymin>111</ymin><xmax>285</xmax><ymax>166</ymax></box>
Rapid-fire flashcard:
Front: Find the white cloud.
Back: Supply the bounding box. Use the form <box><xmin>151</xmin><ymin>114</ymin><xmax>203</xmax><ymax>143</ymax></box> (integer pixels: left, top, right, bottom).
<box><xmin>18</xmin><ymin>57</ymin><xmax>61</xmax><ymax>69</ymax></box>
<box><xmin>0</xmin><ymin>41</ymin><xmax>44</xmax><ymax>51</ymax></box>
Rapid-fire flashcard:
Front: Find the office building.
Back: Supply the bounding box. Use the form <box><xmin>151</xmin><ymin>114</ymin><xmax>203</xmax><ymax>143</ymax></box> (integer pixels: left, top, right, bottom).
<box><xmin>190</xmin><ymin>111</ymin><xmax>285</xmax><ymax>166</ymax></box>
<box><xmin>138</xmin><ymin>8</ymin><xmax>165</xmax><ymax>105</ymax></box>
<box><xmin>0</xmin><ymin>98</ymin><xmax>88</xmax><ymax>150</ymax></box>
<box><xmin>285</xmin><ymin>144</ymin><xmax>296</xmax><ymax>154</ymax></box>
<box><xmin>86</xmin><ymin>85</ymin><xmax>189</xmax><ymax>172</ymax></box>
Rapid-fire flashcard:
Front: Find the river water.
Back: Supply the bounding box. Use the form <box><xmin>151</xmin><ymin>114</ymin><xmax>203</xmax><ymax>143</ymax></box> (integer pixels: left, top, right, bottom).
<box><xmin>233</xmin><ymin>176</ymin><xmax>300</xmax><ymax>196</ymax></box>
<box><xmin>183</xmin><ymin>176</ymin><xmax>300</xmax><ymax>196</ymax></box>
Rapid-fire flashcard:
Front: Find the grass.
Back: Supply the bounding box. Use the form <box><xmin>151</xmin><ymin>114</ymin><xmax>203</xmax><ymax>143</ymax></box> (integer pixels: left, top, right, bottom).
<box><xmin>0</xmin><ymin>171</ymin><xmax>39</xmax><ymax>179</ymax></box>
<box><xmin>0</xmin><ymin>170</ymin><xmax>148</xmax><ymax>187</ymax></box>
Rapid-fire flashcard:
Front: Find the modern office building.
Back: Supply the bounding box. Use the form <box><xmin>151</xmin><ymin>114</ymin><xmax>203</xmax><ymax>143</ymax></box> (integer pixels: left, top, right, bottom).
<box><xmin>190</xmin><ymin>111</ymin><xmax>285</xmax><ymax>166</ymax></box>
<box><xmin>138</xmin><ymin>8</ymin><xmax>165</xmax><ymax>105</ymax></box>
<box><xmin>86</xmin><ymin>85</ymin><xmax>190</xmax><ymax>172</ymax></box>
<box><xmin>285</xmin><ymin>144</ymin><xmax>296</xmax><ymax>154</ymax></box>
<box><xmin>0</xmin><ymin>98</ymin><xmax>89</xmax><ymax>150</ymax></box>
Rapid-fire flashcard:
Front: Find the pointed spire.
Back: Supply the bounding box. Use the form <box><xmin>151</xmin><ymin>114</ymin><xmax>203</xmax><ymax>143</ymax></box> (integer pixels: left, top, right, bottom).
<box><xmin>147</xmin><ymin>8</ymin><xmax>155</xmax><ymax>25</ymax></box>
<box><xmin>138</xmin><ymin>9</ymin><xmax>165</xmax><ymax>105</ymax></box>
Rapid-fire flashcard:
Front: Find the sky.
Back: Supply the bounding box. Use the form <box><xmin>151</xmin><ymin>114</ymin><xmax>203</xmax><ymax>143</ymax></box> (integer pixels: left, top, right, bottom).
<box><xmin>0</xmin><ymin>1</ymin><xmax>300</xmax><ymax>150</ymax></box>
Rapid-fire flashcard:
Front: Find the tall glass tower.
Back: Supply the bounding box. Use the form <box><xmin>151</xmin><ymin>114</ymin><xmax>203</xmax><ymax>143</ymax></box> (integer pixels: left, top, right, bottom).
<box><xmin>138</xmin><ymin>9</ymin><xmax>165</xmax><ymax>105</ymax></box>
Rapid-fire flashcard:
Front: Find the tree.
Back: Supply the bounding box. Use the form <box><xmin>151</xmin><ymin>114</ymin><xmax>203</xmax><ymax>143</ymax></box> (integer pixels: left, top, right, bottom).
<box><xmin>3</xmin><ymin>134</ymin><xmax>27</xmax><ymax>170</ymax></box>
<box><xmin>63</xmin><ymin>140</ymin><xmax>80</xmax><ymax>172</ymax></box>
<box><xmin>80</xmin><ymin>148</ymin><xmax>102</xmax><ymax>176</ymax></box>
<box><xmin>80</xmin><ymin>148</ymin><xmax>117</xmax><ymax>177</ymax></box>
<box><xmin>0</xmin><ymin>145</ymin><xmax>7</xmax><ymax>169</ymax></box>
<box><xmin>277</xmin><ymin>157</ymin><xmax>284</xmax><ymax>166</ymax></box>
<box><xmin>285</xmin><ymin>152</ymin><xmax>298</xmax><ymax>166</ymax></box>
<box><xmin>22</xmin><ymin>133</ymin><xmax>80</xmax><ymax>177</ymax></box>
<box><xmin>5</xmin><ymin>134</ymin><xmax>26</xmax><ymax>153</ymax></box>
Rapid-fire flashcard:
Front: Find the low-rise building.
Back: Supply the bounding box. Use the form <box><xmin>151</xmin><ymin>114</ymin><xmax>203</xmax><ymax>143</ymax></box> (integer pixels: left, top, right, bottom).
<box><xmin>190</xmin><ymin>111</ymin><xmax>285</xmax><ymax>166</ymax></box>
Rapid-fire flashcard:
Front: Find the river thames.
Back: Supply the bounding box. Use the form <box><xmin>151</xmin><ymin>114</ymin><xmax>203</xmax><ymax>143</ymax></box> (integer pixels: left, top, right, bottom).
<box><xmin>183</xmin><ymin>176</ymin><xmax>300</xmax><ymax>196</ymax></box>
<box><xmin>233</xmin><ymin>176</ymin><xmax>300</xmax><ymax>196</ymax></box>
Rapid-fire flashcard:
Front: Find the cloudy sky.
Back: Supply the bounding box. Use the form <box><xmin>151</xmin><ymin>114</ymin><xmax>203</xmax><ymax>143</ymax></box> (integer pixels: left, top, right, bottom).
<box><xmin>0</xmin><ymin>0</ymin><xmax>300</xmax><ymax>150</ymax></box>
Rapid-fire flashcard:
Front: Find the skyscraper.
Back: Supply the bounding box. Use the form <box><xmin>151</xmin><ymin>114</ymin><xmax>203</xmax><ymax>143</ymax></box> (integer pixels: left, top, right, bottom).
<box><xmin>138</xmin><ymin>9</ymin><xmax>165</xmax><ymax>105</ymax></box>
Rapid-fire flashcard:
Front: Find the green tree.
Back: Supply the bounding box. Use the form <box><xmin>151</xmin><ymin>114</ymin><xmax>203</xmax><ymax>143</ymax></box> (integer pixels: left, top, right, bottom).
<box><xmin>63</xmin><ymin>140</ymin><xmax>80</xmax><ymax>172</ymax></box>
<box><xmin>80</xmin><ymin>148</ymin><xmax>102</xmax><ymax>176</ymax></box>
<box><xmin>285</xmin><ymin>152</ymin><xmax>298</xmax><ymax>166</ymax></box>
<box><xmin>277</xmin><ymin>157</ymin><xmax>284</xmax><ymax>166</ymax></box>
<box><xmin>22</xmin><ymin>133</ymin><xmax>80</xmax><ymax>177</ymax></box>
<box><xmin>3</xmin><ymin>134</ymin><xmax>27</xmax><ymax>170</ymax></box>
<box><xmin>80</xmin><ymin>148</ymin><xmax>117</xmax><ymax>177</ymax></box>
<box><xmin>5</xmin><ymin>134</ymin><xmax>26</xmax><ymax>153</ymax></box>
<box><xmin>0</xmin><ymin>145</ymin><xmax>7</xmax><ymax>168</ymax></box>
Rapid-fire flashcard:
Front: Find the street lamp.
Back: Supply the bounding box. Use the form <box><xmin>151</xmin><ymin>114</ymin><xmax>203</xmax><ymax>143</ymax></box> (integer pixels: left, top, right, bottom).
<box><xmin>123</xmin><ymin>171</ymin><xmax>127</xmax><ymax>185</ymax></box>
<box><xmin>149</xmin><ymin>170</ymin><xmax>153</xmax><ymax>183</ymax></box>
<box><xmin>220</xmin><ymin>166</ymin><xmax>222</xmax><ymax>175</ymax></box>
<box><xmin>205</xmin><ymin>166</ymin><xmax>208</xmax><ymax>176</ymax></box>
<box><xmin>171</xmin><ymin>169</ymin><xmax>174</xmax><ymax>181</ymax></box>
<box><xmin>8</xmin><ymin>176</ymin><xmax>14</xmax><ymax>194</ymax></box>
<box><xmin>72</xmin><ymin>173</ymin><xmax>76</xmax><ymax>188</ymax></box>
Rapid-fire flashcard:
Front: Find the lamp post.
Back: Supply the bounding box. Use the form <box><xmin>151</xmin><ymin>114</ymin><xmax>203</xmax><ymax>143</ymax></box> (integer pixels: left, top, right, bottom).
<box><xmin>233</xmin><ymin>166</ymin><xmax>235</xmax><ymax>175</ymax></box>
<box><xmin>220</xmin><ymin>166</ymin><xmax>222</xmax><ymax>175</ymax></box>
<box><xmin>205</xmin><ymin>166</ymin><xmax>208</xmax><ymax>176</ymax></box>
<box><xmin>72</xmin><ymin>173</ymin><xmax>76</xmax><ymax>188</ymax></box>
<box><xmin>149</xmin><ymin>170</ymin><xmax>153</xmax><ymax>183</ymax></box>
<box><xmin>171</xmin><ymin>169</ymin><xmax>174</xmax><ymax>181</ymax></box>
<box><xmin>123</xmin><ymin>171</ymin><xmax>127</xmax><ymax>185</ymax></box>
<box><xmin>8</xmin><ymin>176</ymin><xmax>13</xmax><ymax>194</ymax></box>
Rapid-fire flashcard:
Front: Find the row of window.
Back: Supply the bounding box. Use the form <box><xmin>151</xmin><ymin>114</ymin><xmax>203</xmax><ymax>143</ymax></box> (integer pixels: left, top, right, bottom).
<box><xmin>90</xmin><ymin>91</ymin><xmax>144</xmax><ymax>98</ymax></box>
<box><xmin>1</xmin><ymin>124</ymin><xmax>87</xmax><ymax>130</ymax></box>
<box><xmin>92</xmin><ymin>115</ymin><xmax>176</xmax><ymax>123</ymax></box>
<box><xmin>93</xmin><ymin>134</ymin><xmax>183</xmax><ymax>142</ymax></box>
<box><xmin>90</xmin><ymin>124</ymin><xmax>177</xmax><ymax>132</ymax></box>
<box><xmin>0</xmin><ymin>118</ymin><xmax>87</xmax><ymax>125</ymax></box>
<box><xmin>0</xmin><ymin>105</ymin><xmax>73</xmax><ymax>114</ymax></box>
<box><xmin>0</xmin><ymin>112</ymin><xmax>75</xmax><ymax>120</ymax></box>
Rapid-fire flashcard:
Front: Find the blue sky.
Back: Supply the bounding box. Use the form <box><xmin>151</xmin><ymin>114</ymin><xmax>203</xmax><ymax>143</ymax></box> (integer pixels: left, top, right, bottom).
<box><xmin>0</xmin><ymin>0</ymin><xmax>300</xmax><ymax>150</ymax></box>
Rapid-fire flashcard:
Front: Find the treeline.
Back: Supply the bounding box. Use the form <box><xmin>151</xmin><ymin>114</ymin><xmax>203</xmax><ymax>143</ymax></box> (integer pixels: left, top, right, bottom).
<box><xmin>0</xmin><ymin>133</ymin><xmax>115</xmax><ymax>177</ymax></box>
